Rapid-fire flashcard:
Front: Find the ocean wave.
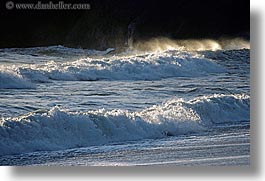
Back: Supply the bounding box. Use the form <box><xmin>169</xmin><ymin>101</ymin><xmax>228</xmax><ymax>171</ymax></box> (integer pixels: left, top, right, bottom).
<box><xmin>0</xmin><ymin>94</ymin><xmax>249</xmax><ymax>156</ymax></box>
<box><xmin>201</xmin><ymin>49</ymin><xmax>250</xmax><ymax>63</ymax></box>
<box><xmin>0</xmin><ymin>69</ymin><xmax>35</xmax><ymax>89</ymax></box>
<box><xmin>1</xmin><ymin>45</ymin><xmax>115</xmax><ymax>57</ymax></box>
<box><xmin>3</xmin><ymin>50</ymin><xmax>225</xmax><ymax>84</ymax></box>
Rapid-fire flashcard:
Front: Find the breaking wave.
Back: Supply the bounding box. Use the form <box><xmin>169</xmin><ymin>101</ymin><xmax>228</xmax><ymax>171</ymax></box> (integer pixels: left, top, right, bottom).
<box><xmin>0</xmin><ymin>94</ymin><xmax>249</xmax><ymax>156</ymax></box>
<box><xmin>1</xmin><ymin>50</ymin><xmax>225</xmax><ymax>85</ymax></box>
<box><xmin>0</xmin><ymin>69</ymin><xmax>35</xmax><ymax>89</ymax></box>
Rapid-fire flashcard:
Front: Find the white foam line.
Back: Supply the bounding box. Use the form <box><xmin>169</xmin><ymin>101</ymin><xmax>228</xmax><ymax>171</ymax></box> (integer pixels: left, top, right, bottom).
<box><xmin>92</xmin><ymin>155</ymin><xmax>250</xmax><ymax>166</ymax></box>
<box><xmin>141</xmin><ymin>143</ymin><xmax>250</xmax><ymax>152</ymax></box>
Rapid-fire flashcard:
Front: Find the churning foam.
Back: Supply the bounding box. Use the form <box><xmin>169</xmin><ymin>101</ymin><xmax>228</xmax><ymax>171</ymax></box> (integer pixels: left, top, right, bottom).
<box><xmin>0</xmin><ymin>94</ymin><xmax>249</xmax><ymax>156</ymax></box>
<box><xmin>0</xmin><ymin>50</ymin><xmax>225</xmax><ymax>86</ymax></box>
<box><xmin>0</xmin><ymin>68</ymin><xmax>35</xmax><ymax>89</ymax></box>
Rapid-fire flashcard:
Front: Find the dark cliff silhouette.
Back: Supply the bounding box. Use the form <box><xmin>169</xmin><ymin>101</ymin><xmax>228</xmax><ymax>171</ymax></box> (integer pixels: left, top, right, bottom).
<box><xmin>0</xmin><ymin>0</ymin><xmax>249</xmax><ymax>49</ymax></box>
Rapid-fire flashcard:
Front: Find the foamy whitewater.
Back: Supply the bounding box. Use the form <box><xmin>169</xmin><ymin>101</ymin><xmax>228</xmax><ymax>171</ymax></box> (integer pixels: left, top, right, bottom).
<box><xmin>0</xmin><ymin>42</ymin><xmax>250</xmax><ymax>166</ymax></box>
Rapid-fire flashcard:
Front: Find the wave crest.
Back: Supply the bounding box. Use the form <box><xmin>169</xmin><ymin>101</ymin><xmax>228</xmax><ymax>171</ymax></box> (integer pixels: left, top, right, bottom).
<box><xmin>5</xmin><ymin>50</ymin><xmax>225</xmax><ymax>83</ymax></box>
<box><xmin>133</xmin><ymin>37</ymin><xmax>250</xmax><ymax>52</ymax></box>
<box><xmin>0</xmin><ymin>68</ymin><xmax>35</xmax><ymax>89</ymax></box>
<box><xmin>0</xmin><ymin>94</ymin><xmax>249</xmax><ymax>155</ymax></box>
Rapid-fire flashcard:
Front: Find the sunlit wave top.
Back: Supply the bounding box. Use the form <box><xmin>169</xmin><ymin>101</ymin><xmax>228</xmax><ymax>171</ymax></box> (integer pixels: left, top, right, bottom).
<box><xmin>132</xmin><ymin>37</ymin><xmax>250</xmax><ymax>53</ymax></box>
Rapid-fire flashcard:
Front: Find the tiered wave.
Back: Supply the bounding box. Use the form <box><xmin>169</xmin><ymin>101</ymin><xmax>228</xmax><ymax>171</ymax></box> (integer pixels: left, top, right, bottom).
<box><xmin>0</xmin><ymin>50</ymin><xmax>225</xmax><ymax>88</ymax></box>
<box><xmin>0</xmin><ymin>94</ymin><xmax>249</xmax><ymax>156</ymax></box>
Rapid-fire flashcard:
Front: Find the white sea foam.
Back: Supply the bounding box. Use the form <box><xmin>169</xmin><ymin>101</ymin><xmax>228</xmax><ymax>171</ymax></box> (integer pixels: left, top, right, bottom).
<box><xmin>183</xmin><ymin>94</ymin><xmax>250</xmax><ymax>125</ymax></box>
<box><xmin>2</xmin><ymin>50</ymin><xmax>225</xmax><ymax>84</ymax></box>
<box><xmin>0</xmin><ymin>68</ymin><xmax>35</xmax><ymax>89</ymax></box>
<box><xmin>0</xmin><ymin>94</ymin><xmax>249</xmax><ymax>156</ymax></box>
